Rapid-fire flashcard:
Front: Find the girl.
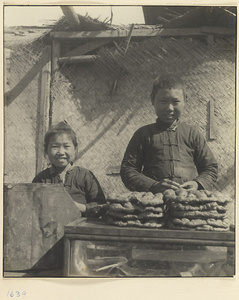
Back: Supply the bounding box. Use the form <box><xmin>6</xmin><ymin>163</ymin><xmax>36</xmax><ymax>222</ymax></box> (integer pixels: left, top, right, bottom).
<box><xmin>33</xmin><ymin>121</ymin><xmax>106</xmax><ymax>215</ymax></box>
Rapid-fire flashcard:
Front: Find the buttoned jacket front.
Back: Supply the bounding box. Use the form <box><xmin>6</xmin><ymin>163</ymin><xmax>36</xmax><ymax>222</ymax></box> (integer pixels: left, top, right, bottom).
<box><xmin>120</xmin><ymin>119</ymin><xmax>218</xmax><ymax>192</ymax></box>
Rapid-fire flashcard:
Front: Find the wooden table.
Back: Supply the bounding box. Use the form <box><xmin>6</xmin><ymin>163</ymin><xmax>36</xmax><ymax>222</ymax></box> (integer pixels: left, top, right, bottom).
<box><xmin>64</xmin><ymin>218</ymin><xmax>235</xmax><ymax>277</ymax></box>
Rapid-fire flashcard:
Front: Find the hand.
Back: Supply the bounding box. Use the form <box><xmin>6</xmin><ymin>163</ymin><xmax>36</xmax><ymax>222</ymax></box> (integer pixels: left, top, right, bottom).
<box><xmin>150</xmin><ymin>179</ymin><xmax>181</xmax><ymax>193</ymax></box>
<box><xmin>180</xmin><ymin>181</ymin><xmax>198</xmax><ymax>191</ymax></box>
<box><xmin>85</xmin><ymin>202</ymin><xmax>108</xmax><ymax>217</ymax></box>
<box><xmin>74</xmin><ymin>202</ymin><xmax>87</xmax><ymax>212</ymax></box>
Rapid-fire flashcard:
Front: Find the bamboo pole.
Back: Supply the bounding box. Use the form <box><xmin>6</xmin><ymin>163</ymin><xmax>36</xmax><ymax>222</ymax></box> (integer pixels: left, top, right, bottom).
<box><xmin>61</xmin><ymin>6</ymin><xmax>80</xmax><ymax>30</ymax></box>
<box><xmin>58</xmin><ymin>55</ymin><xmax>97</xmax><ymax>64</ymax></box>
<box><xmin>36</xmin><ymin>46</ymin><xmax>51</xmax><ymax>174</ymax></box>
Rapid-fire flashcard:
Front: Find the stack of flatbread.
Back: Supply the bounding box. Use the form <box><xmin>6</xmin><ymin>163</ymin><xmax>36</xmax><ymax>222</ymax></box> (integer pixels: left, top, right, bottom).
<box><xmin>164</xmin><ymin>189</ymin><xmax>230</xmax><ymax>231</ymax></box>
<box><xmin>106</xmin><ymin>192</ymin><xmax>166</xmax><ymax>228</ymax></box>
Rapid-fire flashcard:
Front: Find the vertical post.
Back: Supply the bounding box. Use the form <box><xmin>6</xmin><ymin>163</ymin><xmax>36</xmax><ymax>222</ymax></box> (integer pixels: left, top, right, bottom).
<box><xmin>209</xmin><ymin>99</ymin><xmax>216</xmax><ymax>140</ymax></box>
<box><xmin>63</xmin><ymin>236</ymin><xmax>71</xmax><ymax>277</ymax></box>
<box><xmin>51</xmin><ymin>39</ymin><xmax>61</xmax><ymax>78</ymax></box>
<box><xmin>207</xmin><ymin>34</ymin><xmax>214</xmax><ymax>45</ymax></box>
<box><xmin>36</xmin><ymin>46</ymin><xmax>51</xmax><ymax>174</ymax></box>
<box><xmin>49</xmin><ymin>39</ymin><xmax>61</xmax><ymax>127</ymax></box>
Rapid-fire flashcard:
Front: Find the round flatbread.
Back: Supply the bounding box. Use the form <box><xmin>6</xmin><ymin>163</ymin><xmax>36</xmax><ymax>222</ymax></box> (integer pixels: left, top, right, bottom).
<box><xmin>164</xmin><ymin>189</ymin><xmax>230</xmax><ymax>204</ymax></box>
<box><xmin>138</xmin><ymin>211</ymin><xmax>164</xmax><ymax>220</ymax></box>
<box><xmin>169</xmin><ymin>209</ymin><xmax>227</xmax><ymax>219</ymax></box>
<box><xmin>207</xmin><ymin>218</ymin><xmax>229</xmax><ymax>228</ymax></box>
<box><xmin>106</xmin><ymin>210</ymin><xmax>138</xmax><ymax>220</ymax></box>
<box><xmin>107</xmin><ymin>192</ymin><xmax>131</xmax><ymax>203</ymax></box>
<box><xmin>170</xmin><ymin>217</ymin><xmax>207</xmax><ymax>227</ymax></box>
<box><xmin>168</xmin><ymin>202</ymin><xmax>222</xmax><ymax>211</ymax></box>
<box><xmin>139</xmin><ymin>193</ymin><xmax>164</xmax><ymax>206</ymax></box>
<box><xmin>107</xmin><ymin>217</ymin><xmax>142</xmax><ymax>228</ymax></box>
<box><xmin>141</xmin><ymin>221</ymin><xmax>165</xmax><ymax>228</ymax></box>
<box><xmin>167</xmin><ymin>221</ymin><xmax>229</xmax><ymax>231</ymax></box>
<box><xmin>109</xmin><ymin>202</ymin><xmax>135</xmax><ymax>213</ymax></box>
<box><xmin>133</xmin><ymin>203</ymin><xmax>164</xmax><ymax>213</ymax></box>
<box><xmin>163</xmin><ymin>189</ymin><xmax>177</xmax><ymax>201</ymax></box>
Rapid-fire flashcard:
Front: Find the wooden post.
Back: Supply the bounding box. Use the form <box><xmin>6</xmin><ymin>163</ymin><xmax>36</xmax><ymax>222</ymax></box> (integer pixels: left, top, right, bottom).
<box><xmin>49</xmin><ymin>39</ymin><xmax>61</xmax><ymax>127</ymax></box>
<box><xmin>63</xmin><ymin>236</ymin><xmax>71</xmax><ymax>277</ymax></box>
<box><xmin>61</xmin><ymin>6</ymin><xmax>80</xmax><ymax>30</ymax></box>
<box><xmin>207</xmin><ymin>34</ymin><xmax>214</xmax><ymax>45</ymax></box>
<box><xmin>51</xmin><ymin>39</ymin><xmax>61</xmax><ymax>77</ymax></box>
<box><xmin>36</xmin><ymin>46</ymin><xmax>51</xmax><ymax>174</ymax></box>
<box><xmin>209</xmin><ymin>99</ymin><xmax>216</xmax><ymax>140</ymax></box>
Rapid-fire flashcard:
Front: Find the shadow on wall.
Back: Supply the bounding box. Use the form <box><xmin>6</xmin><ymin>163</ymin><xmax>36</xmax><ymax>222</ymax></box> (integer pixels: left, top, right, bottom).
<box><xmin>4</xmin><ymin>47</ymin><xmax>50</xmax><ymax>107</ymax></box>
<box><xmin>56</xmin><ymin>36</ymin><xmax>236</xmax><ymax>163</ymax></box>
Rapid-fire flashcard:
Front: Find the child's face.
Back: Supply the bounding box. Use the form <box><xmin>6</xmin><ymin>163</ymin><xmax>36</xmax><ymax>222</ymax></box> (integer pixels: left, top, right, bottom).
<box><xmin>46</xmin><ymin>133</ymin><xmax>76</xmax><ymax>170</ymax></box>
<box><xmin>152</xmin><ymin>88</ymin><xmax>185</xmax><ymax>124</ymax></box>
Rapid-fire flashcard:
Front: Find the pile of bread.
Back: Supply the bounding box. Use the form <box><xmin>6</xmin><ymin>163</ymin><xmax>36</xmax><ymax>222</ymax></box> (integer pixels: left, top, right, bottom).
<box><xmin>106</xmin><ymin>189</ymin><xmax>230</xmax><ymax>231</ymax></box>
<box><xmin>164</xmin><ymin>189</ymin><xmax>230</xmax><ymax>231</ymax></box>
<box><xmin>106</xmin><ymin>192</ymin><xmax>165</xmax><ymax>228</ymax></box>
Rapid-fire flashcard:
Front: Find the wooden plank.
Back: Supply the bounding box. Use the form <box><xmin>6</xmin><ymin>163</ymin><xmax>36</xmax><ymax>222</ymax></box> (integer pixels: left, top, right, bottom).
<box><xmin>61</xmin><ymin>6</ymin><xmax>80</xmax><ymax>30</ymax></box>
<box><xmin>58</xmin><ymin>55</ymin><xmax>97</xmax><ymax>64</ymax></box>
<box><xmin>209</xmin><ymin>99</ymin><xmax>216</xmax><ymax>140</ymax></box>
<box><xmin>36</xmin><ymin>46</ymin><xmax>51</xmax><ymax>174</ymax></box>
<box><xmin>202</xmin><ymin>26</ymin><xmax>236</xmax><ymax>35</ymax></box>
<box><xmin>50</xmin><ymin>28</ymin><xmax>207</xmax><ymax>40</ymax></box>
<box><xmin>64</xmin><ymin>39</ymin><xmax>111</xmax><ymax>56</ymax></box>
<box><xmin>65</xmin><ymin>233</ymin><xmax>235</xmax><ymax>247</ymax></box>
<box><xmin>64</xmin><ymin>219</ymin><xmax>235</xmax><ymax>242</ymax></box>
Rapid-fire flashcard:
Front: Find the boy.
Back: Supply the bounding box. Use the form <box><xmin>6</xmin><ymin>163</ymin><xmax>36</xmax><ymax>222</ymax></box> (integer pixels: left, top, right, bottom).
<box><xmin>120</xmin><ymin>74</ymin><xmax>218</xmax><ymax>193</ymax></box>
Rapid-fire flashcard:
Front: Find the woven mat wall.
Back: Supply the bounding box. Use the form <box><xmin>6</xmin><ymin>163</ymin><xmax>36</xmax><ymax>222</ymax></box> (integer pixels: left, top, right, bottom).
<box><xmin>5</xmin><ymin>35</ymin><xmax>236</xmax><ymax>222</ymax></box>
<box><xmin>4</xmin><ymin>35</ymin><xmax>47</xmax><ymax>183</ymax></box>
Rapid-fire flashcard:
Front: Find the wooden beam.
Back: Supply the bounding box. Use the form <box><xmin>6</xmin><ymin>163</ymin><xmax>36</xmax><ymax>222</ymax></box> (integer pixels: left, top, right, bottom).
<box><xmin>36</xmin><ymin>46</ymin><xmax>51</xmax><ymax>174</ymax></box>
<box><xmin>202</xmin><ymin>26</ymin><xmax>235</xmax><ymax>35</ymax></box>
<box><xmin>64</xmin><ymin>39</ymin><xmax>111</xmax><ymax>56</ymax></box>
<box><xmin>50</xmin><ymin>27</ymin><xmax>235</xmax><ymax>40</ymax></box>
<box><xmin>61</xmin><ymin>6</ymin><xmax>80</xmax><ymax>30</ymax></box>
<box><xmin>50</xmin><ymin>28</ymin><xmax>207</xmax><ymax>40</ymax></box>
<box><xmin>58</xmin><ymin>55</ymin><xmax>97</xmax><ymax>64</ymax></box>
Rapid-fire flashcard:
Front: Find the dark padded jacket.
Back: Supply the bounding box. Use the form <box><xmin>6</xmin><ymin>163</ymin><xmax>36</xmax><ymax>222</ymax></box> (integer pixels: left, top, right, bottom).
<box><xmin>120</xmin><ymin>119</ymin><xmax>218</xmax><ymax>192</ymax></box>
<box><xmin>33</xmin><ymin>165</ymin><xmax>106</xmax><ymax>205</ymax></box>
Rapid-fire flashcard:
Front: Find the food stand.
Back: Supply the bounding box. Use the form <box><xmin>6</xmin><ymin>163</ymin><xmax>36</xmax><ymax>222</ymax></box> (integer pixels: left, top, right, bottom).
<box><xmin>64</xmin><ymin>218</ymin><xmax>235</xmax><ymax>277</ymax></box>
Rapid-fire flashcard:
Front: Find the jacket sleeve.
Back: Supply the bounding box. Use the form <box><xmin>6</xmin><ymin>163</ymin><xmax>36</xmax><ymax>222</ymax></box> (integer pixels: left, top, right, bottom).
<box><xmin>192</xmin><ymin>129</ymin><xmax>218</xmax><ymax>190</ymax></box>
<box><xmin>84</xmin><ymin>170</ymin><xmax>106</xmax><ymax>204</ymax></box>
<box><xmin>120</xmin><ymin>129</ymin><xmax>158</xmax><ymax>192</ymax></box>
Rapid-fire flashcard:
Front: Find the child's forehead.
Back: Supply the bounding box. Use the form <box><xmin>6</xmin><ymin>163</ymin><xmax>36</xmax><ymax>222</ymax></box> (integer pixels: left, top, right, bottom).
<box><xmin>156</xmin><ymin>87</ymin><xmax>185</xmax><ymax>96</ymax></box>
<box><xmin>49</xmin><ymin>133</ymin><xmax>73</xmax><ymax>143</ymax></box>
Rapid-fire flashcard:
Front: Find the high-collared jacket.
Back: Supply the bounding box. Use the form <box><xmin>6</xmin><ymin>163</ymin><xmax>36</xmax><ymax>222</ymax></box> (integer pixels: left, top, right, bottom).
<box><xmin>120</xmin><ymin>119</ymin><xmax>218</xmax><ymax>192</ymax></box>
<box><xmin>32</xmin><ymin>165</ymin><xmax>106</xmax><ymax>205</ymax></box>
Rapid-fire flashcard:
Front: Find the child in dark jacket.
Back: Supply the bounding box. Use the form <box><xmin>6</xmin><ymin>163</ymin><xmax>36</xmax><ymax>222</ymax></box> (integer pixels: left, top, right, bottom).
<box><xmin>120</xmin><ymin>74</ymin><xmax>218</xmax><ymax>193</ymax></box>
<box><xmin>33</xmin><ymin>121</ymin><xmax>106</xmax><ymax>215</ymax></box>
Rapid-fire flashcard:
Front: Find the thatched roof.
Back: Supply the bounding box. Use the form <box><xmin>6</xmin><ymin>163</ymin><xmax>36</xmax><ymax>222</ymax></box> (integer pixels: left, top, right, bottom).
<box><xmin>142</xmin><ymin>6</ymin><xmax>236</xmax><ymax>27</ymax></box>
